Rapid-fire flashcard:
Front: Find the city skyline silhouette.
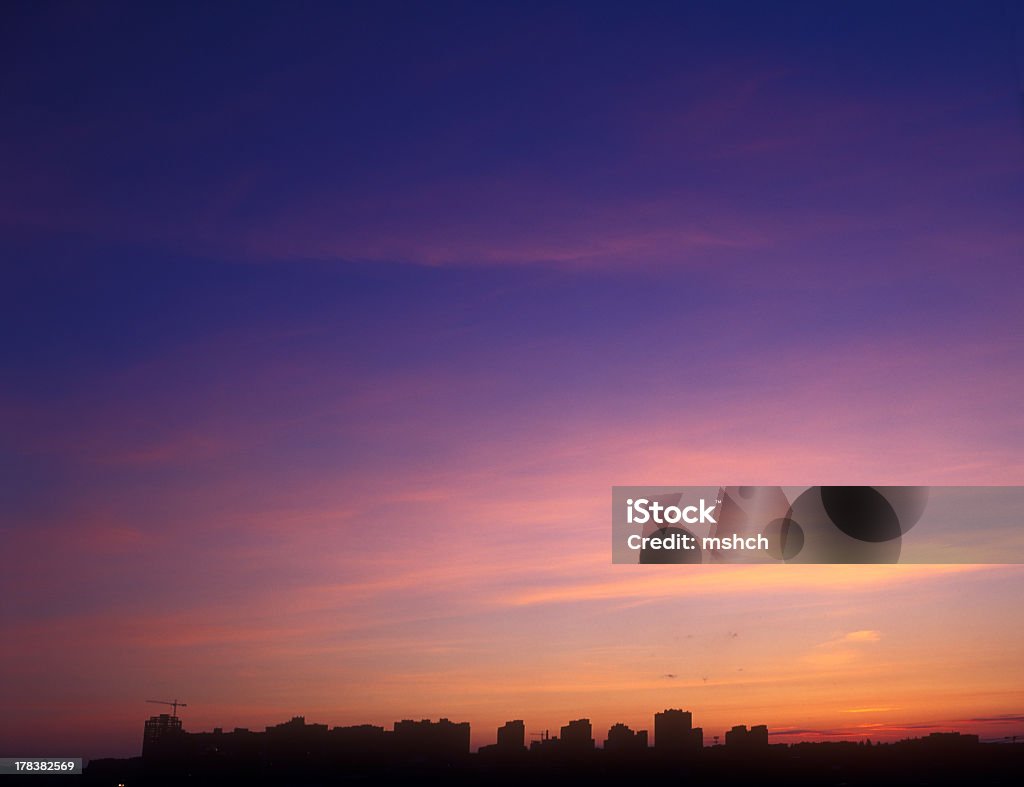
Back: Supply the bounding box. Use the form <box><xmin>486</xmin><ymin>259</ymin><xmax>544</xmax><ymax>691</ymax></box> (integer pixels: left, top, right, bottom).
<box><xmin>129</xmin><ymin>703</ymin><xmax>1023</xmax><ymax>754</ymax></box>
<box><xmin>72</xmin><ymin>704</ymin><xmax>1021</xmax><ymax>785</ymax></box>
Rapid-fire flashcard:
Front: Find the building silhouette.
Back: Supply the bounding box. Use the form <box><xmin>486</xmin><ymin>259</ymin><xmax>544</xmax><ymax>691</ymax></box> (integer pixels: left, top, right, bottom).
<box><xmin>497</xmin><ymin>719</ymin><xmax>525</xmax><ymax>750</ymax></box>
<box><xmin>913</xmin><ymin>731</ymin><xmax>980</xmax><ymax>748</ymax></box>
<box><xmin>528</xmin><ymin>730</ymin><xmax>559</xmax><ymax>754</ymax></box>
<box><xmin>559</xmin><ymin>718</ymin><xmax>595</xmax><ymax>752</ymax></box>
<box><xmin>725</xmin><ymin>724</ymin><xmax>769</xmax><ymax>748</ymax></box>
<box><xmin>604</xmin><ymin>722</ymin><xmax>648</xmax><ymax>753</ymax></box>
<box><xmin>392</xmin><ymin>717</ymin><xmax>471</xmax><ymax>759</ymax></box>
<box><xmin>268</xmin><ymin>715</ymin><xmax>329</xmax><ymax>740</ymax></box>
<box><xmin>478</xmin><ymin>719</ymin><xmax>528</xmax><ymax>760</ymax></box>
<box><xmin>328</xmin><ymin>722</ymin><xmax>388</xmax><ymax>757</ymax></box>
<box><xmin>654</xmin><ymin>708</ymin><xmax>702</xmax><ymax>753</ymax></box>
<box><xmin>142</xmin><ymin>713</ymin><xmax>183</xmax><ymax>758</ymax></box>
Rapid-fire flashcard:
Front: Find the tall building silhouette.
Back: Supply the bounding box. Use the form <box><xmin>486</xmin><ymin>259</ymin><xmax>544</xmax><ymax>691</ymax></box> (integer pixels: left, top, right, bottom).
<box><xmin>559</xmin><ymin>719</ymin><xmax>595</xmax><ymax>751</ymax></box>
<box><xmin>142</xmin><ymin>714</ymin><xmax>183</xmax><ymax>758</ymax></box>
<box><xmin>479</xmin><ymin>719</ymin><xmax>528</xmax><ymax>760</ymax></box>
<box><xmin>654</xmin><ymin>709</ymin><xmax>702</xmax><ymax>753</ymax></box>
<box><xmin>497</xmin><ymin>719</ymin><xmax>525</xmax><ymax>750</ymax></box>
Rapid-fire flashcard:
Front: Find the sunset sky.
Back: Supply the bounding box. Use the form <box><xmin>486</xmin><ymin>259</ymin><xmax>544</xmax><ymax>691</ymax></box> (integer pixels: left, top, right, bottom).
<box><xmin>3</xmin><ymin>1</ymin><xmax>1024</xmax><ymax>759</ymax></box>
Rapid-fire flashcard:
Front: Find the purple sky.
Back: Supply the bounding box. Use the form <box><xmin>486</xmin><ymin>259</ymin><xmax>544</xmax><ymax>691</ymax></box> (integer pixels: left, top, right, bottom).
<box><xmin>2</xmin><ymin>1</ymin><xmax>1024</xmax><ymax>759</ymax></box>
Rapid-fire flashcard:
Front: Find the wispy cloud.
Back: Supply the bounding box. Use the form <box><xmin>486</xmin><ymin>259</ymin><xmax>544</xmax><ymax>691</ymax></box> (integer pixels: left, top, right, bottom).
<box><xmin>825</xmin><ymin>630</ymin><xmax>883</xmax><ymax>647</ymax></box>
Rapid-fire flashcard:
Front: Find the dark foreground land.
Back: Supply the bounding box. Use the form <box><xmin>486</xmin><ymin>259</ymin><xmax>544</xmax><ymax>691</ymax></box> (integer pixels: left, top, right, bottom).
<box><xmin>71</xmin><ymin>741</ymin><xmax>1024</xmax><ymax>787</ymax></box>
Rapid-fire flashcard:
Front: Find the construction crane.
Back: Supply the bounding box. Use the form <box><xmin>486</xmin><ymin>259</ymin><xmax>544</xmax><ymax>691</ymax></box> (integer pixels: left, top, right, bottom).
<box><xmin>146</xmin><ymin>699</ymin><xmax>188</xmax><ymax>717</ymax></box>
